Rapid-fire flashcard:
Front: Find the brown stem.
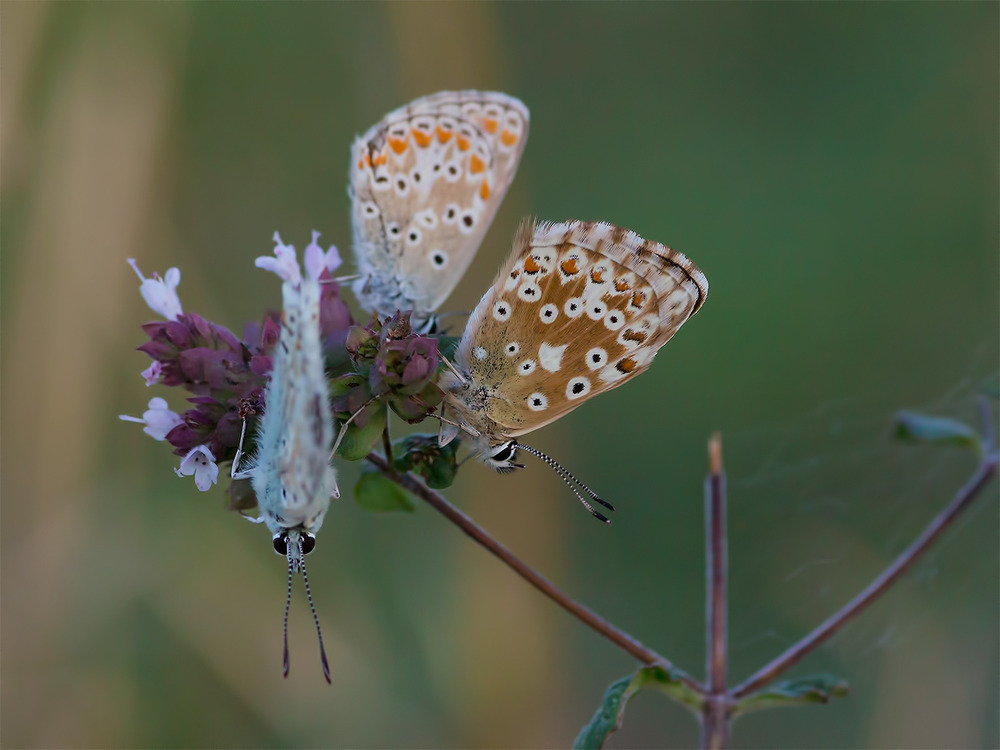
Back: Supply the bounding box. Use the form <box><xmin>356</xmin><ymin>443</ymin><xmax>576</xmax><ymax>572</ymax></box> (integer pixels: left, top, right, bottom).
<box><xmin>732</xmin><ymin>447</ymin><xmax>999</xmax><ymax>699</ymax></box>
<box><xmin>365</xmin><ymin>451</ymin><xmax>703</xmax><ymax>695</ymax></box>
<box><xmin>701</xmin><ymin>433</ymin><xmax>731</xmax><ymax>749</ymax></box>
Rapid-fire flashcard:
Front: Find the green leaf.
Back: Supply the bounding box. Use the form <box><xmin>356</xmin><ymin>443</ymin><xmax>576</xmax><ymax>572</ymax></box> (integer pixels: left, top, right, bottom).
<box><xmin>732</xmin><ymin>674</ymin><xmax>849</xmax><ymax>716</ymax></box>
<box><xmin>573</xmin><ymin>665</ymin><xmax>702</xmax><ymax>750</ymax></box>
<box><xmin>353</xmin><ymin>469</ymin><xmax>414</xmax><ymax>513</ymax></box>
<box><xmin>328</xmin><ymin>372</ymin><xmax>366</xmax><ymax>398</ymax></box>
<box><xmin>893</xmin><ymin>411</ymin><xmax>980</xmax><ymax>452</ymax></box>
<box><xmin>335</xmin><ymin>403</ymin><xmax>387</xmax><ymax>461</ymax></box>
<box><xmin>392</xmin><ymin>433</ymin><xmax>460</xmax><ymax>489</ymax></box>
<box><xmin>433</xmin><ymin>334</ymin><xmax>461</xmax><ymax>361</ymax></box>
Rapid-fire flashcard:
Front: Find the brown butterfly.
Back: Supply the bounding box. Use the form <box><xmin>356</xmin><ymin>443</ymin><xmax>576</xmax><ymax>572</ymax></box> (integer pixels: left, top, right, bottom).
<box><xmin>439</xmin><ymin>219</ymin><xmax>708</xmax><ymax>521</ymax></box>
<box><xmin>349</xmin><ymin>90</ymin><xmax>529</xmax><ymax>328</ymax></box>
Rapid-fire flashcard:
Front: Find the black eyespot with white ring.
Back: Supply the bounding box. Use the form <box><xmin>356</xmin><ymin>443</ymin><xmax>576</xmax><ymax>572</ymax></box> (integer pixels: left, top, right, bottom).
<box><xmin>586</xmin><ymin>347</ymin><xmax>607</xmax><ymax>370</ymax></box>
<box><xmin>430</xmin><ymin>250</ymin><xmax>448</xmax><ymax>269</ymax></box>
<box><xmin>566</xmin><ymin>376</ymin><xmax>592</xmax><ymax>400</ymax></box>
<box><xmin>539</xmin><ymin>303</ymin><xmax>558</xmax><ymax>323</ymax></box>
<box><xmin>587</xmin><ymin>301</ymin><xmax>608</xmax><ymax>320</ymax></box>
<box><xmin>527</xmin><ymin>392</ymin><xmax>548</xmax><ymax>411</ymax></box>
<box><xmin>492</xmin><ymin>300</ymin><xmax>511</xmax><ymax>321</ymax></box>
<box><xmin>564</xmin><ymin>297</ymin><xmax>584</xmax><ymax>318</ymax></box>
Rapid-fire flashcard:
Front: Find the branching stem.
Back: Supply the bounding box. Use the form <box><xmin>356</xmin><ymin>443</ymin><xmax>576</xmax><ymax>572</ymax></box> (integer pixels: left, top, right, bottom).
<box><xmin>732</xmin><ymin>437</ymin><xmax>998</xmax><ymax>699</ymax></box>
<box><xmin>365</xmin><ymin>451</ymin><xmax>703</xmax><ymax>695</ymax></box>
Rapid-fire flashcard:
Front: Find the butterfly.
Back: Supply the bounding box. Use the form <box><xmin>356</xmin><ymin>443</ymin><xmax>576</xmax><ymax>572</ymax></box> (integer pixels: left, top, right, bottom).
<box><xmin>232</xmin><ymin>231</ymin><xmax>341</xmax><ymax>682</ymax></box>
<box><xmin>349</xmin><ymin>90</ymin><xmax>529</xmax><ymax>328</ymax></box>
<box><xmin>438</xmin><ymin>219</ymin><xmax>709</xmax><ymax>521</ymax></box>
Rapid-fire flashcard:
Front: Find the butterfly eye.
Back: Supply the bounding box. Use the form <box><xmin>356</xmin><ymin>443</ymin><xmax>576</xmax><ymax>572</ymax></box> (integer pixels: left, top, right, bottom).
<box><xmin>273</xmin><ymin>533</ymin><xmax>289</xmax><ymax>556</ymax></box>
<box><xmin>301</xmin><ymin>533</ymin><xmax>317</xmax><ymax>555</ymax></box>
<box><xmin>485</xmin><ymin>440</ymin><xmax>522</xmax><ymax>471</ymax></box>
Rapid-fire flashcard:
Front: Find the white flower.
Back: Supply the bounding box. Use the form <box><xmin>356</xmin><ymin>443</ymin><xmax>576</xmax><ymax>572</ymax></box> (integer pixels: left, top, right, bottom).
<box><xmin>141</xmin><ymin>361</ymin><xmax>163</xmax><ymax>386</ymax></box>
<box><xmin>128</xmin><ymin>259</ymin><xmax>183</xmax><ymax>320</ymax></box>
<box><xmin>119</xmin><ymin>397</ymin><xmax>183</xmax><ymax>441</ymax></box>
<box><xmin>175</xmin><ymin>445</ymin><xmax>219</xmax><ymax>492</ymax></box>
<box><xmin>304</xmin><ymin>230</ymin><xmax>342</xmax><ymax>281</ymax></box>
<box><xmin>255</xmin><ymin>232</ymin><xmax>301</xmax><ymax>284</ymax></box>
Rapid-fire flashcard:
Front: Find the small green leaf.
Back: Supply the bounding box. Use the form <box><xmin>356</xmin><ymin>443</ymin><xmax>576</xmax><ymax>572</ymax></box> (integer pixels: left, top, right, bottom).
<box><xmin>335</xmin><ymin>403</ymin><xmax>387</xmax><ymax>460</ymax></box>
<box><xmin>573</xmin><ymin>674</ymin><xmax>634</xmax><ymax>750</ymax></box>
<box><xmin>354</xmin><ymin>469</ymin><xmax>414</xmax><ymax>513</ymax></box>
<box><xmin>733</xmin><ymin>674</ymin><xmax>849</xmax><ymax>716</ymax></box>
<box><xmin>393</xmin><ymin>433</ymin><xmax>461</xmax><ymax>489</ymax></box>
<box><xmin>328</xmin><ymin>372</ymin><xmax>366</xmax><ymax>398</ymax></box>
<box><xmin>573</xmin><ymin>665</ymin><xmax>702</xmax><ymax>750</ymax></box>
<box><xmin>434</xmin><ymin>335</ymin><xmax>461</xmax><ymax>360</ymax></box>
<box><xmin>893</xmin><ymin>411</ymin><xmax>980</xmax><ymax>452</ymax></box>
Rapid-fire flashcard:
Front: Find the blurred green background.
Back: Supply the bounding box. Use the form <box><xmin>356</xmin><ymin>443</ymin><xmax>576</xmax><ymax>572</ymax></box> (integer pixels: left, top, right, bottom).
<box><xmin>2</xmin><ymin>3</ymin><xmax>997</xmax><ymax>748</ymax></box>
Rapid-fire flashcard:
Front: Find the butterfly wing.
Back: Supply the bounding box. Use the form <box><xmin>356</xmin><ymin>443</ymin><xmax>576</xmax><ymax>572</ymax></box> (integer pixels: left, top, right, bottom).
<box><xmin>350</xmin><ymin>90</ymin><xmax>529</xmax><ymax>321</ymax></box>
<box><xmin>453</xmin><ymin>220</ymin><xmax>708</xmax><ymax>439</ymax></box>
<box><xmin>252</xmin><ymin>277</ymin><xmax>337</xmax><ymax>535</ymax></box>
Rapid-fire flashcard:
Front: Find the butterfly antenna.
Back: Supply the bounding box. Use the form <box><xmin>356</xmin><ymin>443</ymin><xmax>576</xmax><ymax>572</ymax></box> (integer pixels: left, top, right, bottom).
<box><xmin>518</xmin><ymin>444</ymin><xmax>615</xmax><ymax>523</ymax></box>
<box><xmin>298</xmin><ymin>549</ymin><xmax>332</xmax><ymax>684</ymax></box>
<box><xmin>282</xmin><ymin>549</ymin><xmax>294</xmax><ymax>678</ymax></box>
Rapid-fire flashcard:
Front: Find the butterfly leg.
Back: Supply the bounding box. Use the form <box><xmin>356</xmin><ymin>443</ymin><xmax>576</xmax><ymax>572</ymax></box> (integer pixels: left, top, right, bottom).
<box><xmin>231</xmin><ymin>417</ymin><xmax>256</xmax><ymax>480</ymax></box>
<box><xmin>330</xmin><ymin>394</ymin><xmax>381</xmax><ymax>459</ymax></box>
<box><xmin>438</xmin><ymin>353</ymin><xmax>469</xmax><ymax>385</ymax></box>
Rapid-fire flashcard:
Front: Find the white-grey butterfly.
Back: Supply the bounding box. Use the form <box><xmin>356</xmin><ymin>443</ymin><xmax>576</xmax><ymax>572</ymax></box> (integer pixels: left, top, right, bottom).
<box><xmin>232</xmin><ymin>231</ymin><xmax>341</xmax><ymax>682</ymax></box>
<box><xmin>439</xmin><ymin>219</ymin><xmax>709</xmax><ymax>522</ymax></box>
<box><xmin>349</xmin><ymin>90</ymin><xmax>529</xmax><ymax>328</ymax></box>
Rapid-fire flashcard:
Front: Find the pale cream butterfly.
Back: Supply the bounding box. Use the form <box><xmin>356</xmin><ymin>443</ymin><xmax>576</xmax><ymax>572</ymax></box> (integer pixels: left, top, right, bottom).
<box><xmin>438</xmin><ymin>220</ymin><xmax>709</xmax><ymax>522</ymax></box>
<box><xmin>232</xmin><ymin>231</ymin><xmax>340</xmax><ymax>682</ymax></box>
<box><xmin>349</xmin><ymin>90</ymin><xmax>529</xmax><ymax>328</ymax></box>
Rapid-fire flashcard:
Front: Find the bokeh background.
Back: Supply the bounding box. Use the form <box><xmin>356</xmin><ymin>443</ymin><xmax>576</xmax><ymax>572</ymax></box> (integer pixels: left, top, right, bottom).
<box><xmin>2</xmin><ymin>3</ymin><xmax>997</xmax><ymax>748</ymax></box>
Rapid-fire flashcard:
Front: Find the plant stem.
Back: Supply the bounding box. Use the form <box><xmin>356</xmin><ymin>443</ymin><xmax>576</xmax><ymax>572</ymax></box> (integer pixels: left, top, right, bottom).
<box><xmin>366</xmin><ymin>451</ymin><xmax>703</xmax><ymax>695</ymax></box>
<box><xmin>701</xmin><ymin>433</ymin><xmax>731</xmax><ymax>749</ymax></box>
<box><xmin>732</xmin><ymin>446</ymin><xmax>999</xmax><ymax>699</ymax></box>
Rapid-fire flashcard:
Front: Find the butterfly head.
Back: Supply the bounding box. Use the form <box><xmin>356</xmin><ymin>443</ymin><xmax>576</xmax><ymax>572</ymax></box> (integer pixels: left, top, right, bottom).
<box><xmin>272</xmin><ymin>527</ymin><xmax>317</xmax><ymax>560</ymax></box>
<box><xmin>483</xmin><ymin>439</ymin><xmax>525</xmax><ymax>473</ymax></box>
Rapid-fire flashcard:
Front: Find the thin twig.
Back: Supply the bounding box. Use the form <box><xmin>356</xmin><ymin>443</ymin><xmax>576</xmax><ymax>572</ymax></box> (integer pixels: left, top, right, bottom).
<box><xmin>365</xmin><ymin>451</ymin><xmax>704</xmax><ymax>695</ymax></box>
<box><xmin>732</xmin><ymin>446</ymin><xmax>999</xmax><ymax>699</ymax></box>
<box><xmin>701</xmin><ymin>433</ymin><xmax>731</xmax><ymax>750</ymax></box>
<box><xmin>706</xmin><ymin>433</ymin><xmax>728</xmax><ymax>695</ymax></box>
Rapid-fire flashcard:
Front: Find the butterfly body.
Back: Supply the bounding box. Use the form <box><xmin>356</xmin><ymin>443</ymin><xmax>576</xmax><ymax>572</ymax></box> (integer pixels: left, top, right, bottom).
<box><xmin>440</xmin><ymin>220</ymin><xmax>708</xmax><ymax>466</ymax></box>
<box><xmin>350</xmin><ymin>90</ymin><xmax>529</xmax><ymax>325</ymax></box>
<box><xmin>236</xmin><ymin>234</ymin><xmax>340</xmax><ymax>681</ymax></box>
<box><xmin>251</xmin><ymin>270</ymin><xmax>338</xmax><ymax>538</ymax></box>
